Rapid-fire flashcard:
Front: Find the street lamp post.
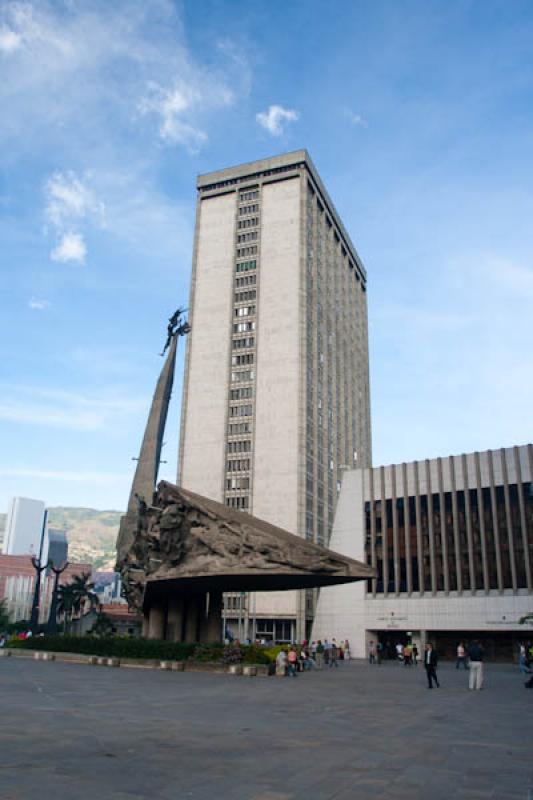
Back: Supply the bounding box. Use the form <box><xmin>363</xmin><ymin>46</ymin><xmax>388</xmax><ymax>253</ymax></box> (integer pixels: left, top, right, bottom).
<box><xmin>46</xmin><ymin>561</ymin><xmax>69</xmax><ymax>635</ymax></box>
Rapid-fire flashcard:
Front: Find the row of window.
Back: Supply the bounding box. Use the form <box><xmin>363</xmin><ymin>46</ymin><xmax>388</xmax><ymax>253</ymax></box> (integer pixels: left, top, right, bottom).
<box><xmin>226</xmin><ymin>477</ymin><xmax>250</xmax><ymax>490</ymax></box>
<box><xmin>235</xmin><ymin>289</ymin><xmax>256</xmax><ymax>302</ymax></box>
<box><xmin>239</xmin><ymin>203</ymin><xmax>259</xmax><ymax>216</ymax></box>
<box><xmin>237</xmin><ymin>217</ymin><xmax>259</xmax><ymax>229</ymax></box>
<box><xmin>231</xmin><ymin>353</ymin><xmax>254</xmax><ymax>366</ymax></box>
<box><xmin>235</xmin><ymin>274</ymin><xmax>256</xmax><ymax>287</ymax></box>
<box><xmin>232</xmin><ymin>336</ymin><xmax>255</xmax><ymax>349</ymax></box>
<box><xmin>230</xmin><ymin>386</ymin><xmax>253</xmax><ymax>400</ymax></box>
<box><xmin>235</xmin><ymin>305</ymin><xmax>256</xmax><ymax>317</ymax></box>
<box><xmin>235</xmin><ymin>259</ymin><xmax>257</xmax><ymax>273</ymax></box>
<box><xmin>227</xmin><ymin>439</ymin><xmax>251</xmax><ymax>453</ymax></box>
<box><xmin>231</xmin><ymin>370</ymin><xmax>254</xmax><ymax>382</ymax></box>
<box><xmin>237</xmin><ymin>245</ymin><xmax>257</xmax><ymax>258</ymax></box>
<box><xmin>240</xmin><ymin>190</ymin><xmax>259</xmax><ymax>201</ymax></box>
<box><xmin>227</xmin><ymin>459</ymin><xmax>251</xmax><ymax>471</ymax></box>
<box><xmin>237</xmin><ymin>231</ymin><xmax>258</xmax><ymax>243</ymax></box>
<box><xmin>229</xmin><ymin>403</ymin><xmax>253</xmax><ymax>416</ymax></box>
<box><xmin>228</xmin><ymin>421</ymin><xmax>251</xmax><ymax>435</ymax></box>
<box><xmin>226</xmin><ymin>495</ymin><xmax>249</xmax><ymax>509</ymax></box>
<box><xmin>233</xmin><ymin>321</ymin><xmax>256</xmax><ymax>333</ymax></box>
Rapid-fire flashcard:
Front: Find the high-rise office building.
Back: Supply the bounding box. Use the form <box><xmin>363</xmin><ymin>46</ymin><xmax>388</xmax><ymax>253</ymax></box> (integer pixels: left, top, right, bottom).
<box><xmin>2</xmin><ymin>497</ymin><xmax>47</xmax><ymax>560</ymax></box>
<box><xmin>178</xmin><ymin>151</ymin><xmax>371</xmax><ymax>640</ymax></box>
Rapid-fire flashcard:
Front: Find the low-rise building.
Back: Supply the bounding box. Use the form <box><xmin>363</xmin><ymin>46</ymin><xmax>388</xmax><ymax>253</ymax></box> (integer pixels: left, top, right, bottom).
<box><xmin>312</xmin><ymin>444</ymin><xmax>533</xmax><ymax>660</ymax></box>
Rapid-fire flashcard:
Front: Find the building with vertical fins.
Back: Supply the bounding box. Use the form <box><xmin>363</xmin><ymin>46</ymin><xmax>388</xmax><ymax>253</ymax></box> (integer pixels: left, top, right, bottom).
<box><xmin>312</xmin><ymin>444</ymin><xmax>533</xmax><ymax>660</ymax></box>
<box><xmin>178</xmin><ymin>151</ymin><xmax>372</xmax><ymax>641</ymax></box>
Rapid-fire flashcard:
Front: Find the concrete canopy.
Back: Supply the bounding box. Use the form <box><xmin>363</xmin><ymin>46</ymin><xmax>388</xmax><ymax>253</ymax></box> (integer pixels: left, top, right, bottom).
<box><xmin>118</xmin><ymin>480</ymin><xmax>375</xmax><ymax>613</ymax></box>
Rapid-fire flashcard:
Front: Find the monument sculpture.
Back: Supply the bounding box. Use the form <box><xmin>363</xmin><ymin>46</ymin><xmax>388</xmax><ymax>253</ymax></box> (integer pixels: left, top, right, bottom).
<box><xmin>116</xmin><ymin>310</ymin><xmax>375</xmax><ymax>642</ymax></box>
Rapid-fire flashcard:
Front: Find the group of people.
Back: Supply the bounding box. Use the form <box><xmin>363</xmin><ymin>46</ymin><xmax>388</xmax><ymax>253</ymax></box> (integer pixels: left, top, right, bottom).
<box><xmin>275</xmin><ymin>638</ymin><xmax>351</xmax><ymax>676</ymax></box>
<box><xmin>367</xmin><ymin>638</ymin><xmax>499</xmax><ymax>691</ymax></box>
<box><xmin>424</xmin><ymin>640</ymin><xmax>487</xmax><ymax>689</ymax></box>
<box><xmin>368</xmin><ymin>640</ymin><xmax>420</xmax><ymax>666</ymax></box>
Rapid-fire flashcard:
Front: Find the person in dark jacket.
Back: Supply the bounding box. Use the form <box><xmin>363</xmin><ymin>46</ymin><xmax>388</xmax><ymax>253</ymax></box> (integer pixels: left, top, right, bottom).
<box><xmin>467</xmin><ymin>640</ymin><xmax>484</xmax><ymax>690</ymax></box>
<box><xmin>423</xmin><ymin>643</ymin><xmax>439</xmax><ymax>688</ymax></box>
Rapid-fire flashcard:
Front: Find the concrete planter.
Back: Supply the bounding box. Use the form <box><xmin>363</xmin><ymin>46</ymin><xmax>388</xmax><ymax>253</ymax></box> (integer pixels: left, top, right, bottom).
<box><xmin>42</xmin><ymin>653</ymin><xmax>55</xmax><ymax>661</ymax></box>
<box><xmin>107</xmin><ymin>658</ymin><xmax>120</xmax><ymax>667</ymax></box>
<box><xmin>96</xmin><ymin>657</ymin><xmax>107</xmax><ymax>666</ymax></box>
<box><xmin>172</xmin><ymin>661</ymin><xmax>185</xmax><ymax>671</ymax></box>
<box><xmin>227</xmin><ymin>664</ymin><xmax>243</xmax><ymax>675</ymax></box>
<box><xmin>33</xmin><ymin>652</ymin><xmax>42</xmax><ymax>660</ymax></box>
<box><xmin>242</xmin><ymin>665</ymin><xmax>257</xmax><ymax>677</ymax></box>
<box><xmin>88</xmin><ymin>656</ymin><xmax>98</xmax><ymax>665</ymax></box>
<box><xmin>160</xmin><ymin>660</ymin><xmax>173</xmax><ymax>670</ymax></box>
<box><xmin>0</xmin><ymin>650</ymin><xmax>11</xmax><ymax>657</ymax></box>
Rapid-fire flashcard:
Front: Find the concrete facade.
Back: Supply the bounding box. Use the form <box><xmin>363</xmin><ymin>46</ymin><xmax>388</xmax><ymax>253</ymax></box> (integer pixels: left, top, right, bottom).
<box><xmin>312</xmin><ymin>445</ymin><xmax>533</xmax><ymax>659</ymax></box>
<box><xmin>178</xmin><ymin>151</ymin><xmax>371</xmax><ymax>640</ymax></box>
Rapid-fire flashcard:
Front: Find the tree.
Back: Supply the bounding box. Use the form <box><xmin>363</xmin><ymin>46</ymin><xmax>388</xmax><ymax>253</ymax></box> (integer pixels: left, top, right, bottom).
<box><xmin>90</xmin><ymin>611</ymin><xmax>114</xmax><ymax>637</ymax></box>
<box><xmin>57</xmin><ymin>572</ymin><xmax>99</xmax><ymax>633</ymax></box>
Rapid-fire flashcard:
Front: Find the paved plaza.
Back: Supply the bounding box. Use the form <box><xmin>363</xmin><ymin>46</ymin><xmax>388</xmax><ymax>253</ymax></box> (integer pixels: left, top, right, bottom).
<box><xmin>0</xmin><ymin>657</ymin><xmax>531</xmax><ymax>800</ymax></box>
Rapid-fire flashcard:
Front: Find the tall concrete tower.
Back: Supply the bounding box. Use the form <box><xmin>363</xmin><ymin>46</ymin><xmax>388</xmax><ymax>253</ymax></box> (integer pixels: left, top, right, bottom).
<box><xmin>178</xmin><ymin>150</ymin><xmax>371</xmax><ymax>640</ymax></box>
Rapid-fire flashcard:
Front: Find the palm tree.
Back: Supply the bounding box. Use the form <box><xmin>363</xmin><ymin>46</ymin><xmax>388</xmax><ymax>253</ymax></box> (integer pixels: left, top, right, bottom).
<box><xmin>57</xmin><ymin>572</ymin><xmax>99</xmax><ymax>634</ymax></box>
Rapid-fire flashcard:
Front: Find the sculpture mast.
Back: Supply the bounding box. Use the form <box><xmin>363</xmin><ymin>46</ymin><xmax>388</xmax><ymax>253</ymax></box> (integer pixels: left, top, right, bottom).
<box><xmin>116</xmin><ymin>309</ymin><xmax>190</xmax><ymax>566</ymax></box>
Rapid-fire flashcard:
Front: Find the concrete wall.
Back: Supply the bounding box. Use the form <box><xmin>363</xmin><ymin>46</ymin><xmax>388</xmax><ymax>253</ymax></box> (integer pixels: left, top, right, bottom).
<box><xmin>179</xmin><ymin>193</ymin><xmax>236</xmax><ymax>500</ymax></box>
<box><xmin>253</xmin><ymin>177</ymin><xmax>301</xmax><ymax>532</ymax></box>
<box><xmin>251</xmin><ymin>177</ymin><xmax>301</xmax><ymax>618</ymax></box>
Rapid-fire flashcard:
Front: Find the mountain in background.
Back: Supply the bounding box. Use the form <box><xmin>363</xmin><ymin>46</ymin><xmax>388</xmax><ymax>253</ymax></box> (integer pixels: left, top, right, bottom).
<box><xmin>0</xmin><ymin>507</ymin><xmax>123</xmax><ymax>571</ymax></box>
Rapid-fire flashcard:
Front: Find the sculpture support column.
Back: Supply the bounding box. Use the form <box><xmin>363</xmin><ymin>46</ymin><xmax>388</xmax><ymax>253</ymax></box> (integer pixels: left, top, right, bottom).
<box><xmin>200</xmin><ymin>591</ymin><xmax>223</xmax><ymax>642</ymax></box>
<box><xmin>148</xmin><ymin>601</ymin><xmax>166</xmax><ymax>639</ymax></box>
<box><xmin>166</xmin><ymin>595</ymin><xmax>184</xmax><ymax>642</ymax></box>
<box><xmin>184</xmin><ymin>596</ymin><xmax>200</xmax><ymax>643</ymax></box>
<box><xmin>142</xmin><ymin>612</ymin><xmax>149</xmax><ymax>637</ymax></box>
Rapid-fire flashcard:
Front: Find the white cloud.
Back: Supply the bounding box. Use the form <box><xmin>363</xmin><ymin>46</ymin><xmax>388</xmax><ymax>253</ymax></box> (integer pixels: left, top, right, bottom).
<box><xmin>45</xmin><ymin>171</ymin><xmax>105</xmax><ymax>228</ymax></box>
<box><xmin>256</xmin><ymin>105</ymin><xmax>298</xmax><ymax>136</ymax></box>
<box><xmin>44</xmin><ymin>171</ymin><xmax>104</xmax><ymax>264</ymax></box>
<box><xmin>0</xmin><ymin>384</ymin><xmax>147</xmax><ymax>432</ymax></box>
<box><xmin>0</xmin><ymin>466</ymin><xmax>130</xmax><ymax>484</ymax></box>
<box><xmin>50</xmin><ymin>231</ymin><xmax>86</xmax><ymax>264</ymax></box>
<box><xmin>0</xmin><ymin>25</ymin><xmax>22</xmax><ymax>52</ymax></box>
<box><xmin>28</xmin><ymin>297</ymin><xmax>50</xmax><ymax>310</ymax></box>
<box><xmin>346</xmin><ymin>110</ymin><xmax>368</xmax><ymax>127</ymax></box>
<box><xmin>138</xmin><ymin>78</ymin><xmax>233</xmax><ymax>151</ymax></box>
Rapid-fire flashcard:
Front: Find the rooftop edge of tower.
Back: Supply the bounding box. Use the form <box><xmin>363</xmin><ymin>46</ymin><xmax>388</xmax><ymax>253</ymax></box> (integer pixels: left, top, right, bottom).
<box><xmin>196</xmin><ymin>149</ymin><xmax>367</xmax><ymax>281</ymax></box>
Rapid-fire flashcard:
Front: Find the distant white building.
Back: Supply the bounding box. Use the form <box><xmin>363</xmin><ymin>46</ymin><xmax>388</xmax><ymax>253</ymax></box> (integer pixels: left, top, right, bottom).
<box><xmin>2</xmin><ymin>497</ymin><xmax>48</xmax><ymax>562</ymax></box>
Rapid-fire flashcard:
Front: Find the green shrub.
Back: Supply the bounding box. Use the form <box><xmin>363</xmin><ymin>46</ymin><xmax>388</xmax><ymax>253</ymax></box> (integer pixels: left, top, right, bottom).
<box><xmin>222</xmin><ymin>643</ymin><xmax>242</xmax><ymax>664</ymax></box>
<box><xmin>11</xmin><ymin>635</ymin><xmax>274</xmax><ymax>665</ymax></box>
<box><xmin>241</xmin><ymin>644</ymin><xmax>272</xmax><ymax>665</ymax></box>
<box><xmin>11</xmin><ymin>635</ymin><xmax>196</xmax><ymax>661</ymax></box>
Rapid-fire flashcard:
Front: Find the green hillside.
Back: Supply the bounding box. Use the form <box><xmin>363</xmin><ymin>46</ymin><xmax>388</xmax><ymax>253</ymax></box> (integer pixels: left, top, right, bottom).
<box><xmin>0</xmin><ymin>507</ymin><xmax>122</xmax><ymax>570</ymax></box>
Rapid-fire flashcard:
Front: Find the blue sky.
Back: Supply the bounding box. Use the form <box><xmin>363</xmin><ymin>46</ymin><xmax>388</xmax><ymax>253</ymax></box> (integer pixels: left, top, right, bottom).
<box><xmin>1</xmin><ymin>0</ymin><xmax>532</xmax><ymax>512</ymax></box>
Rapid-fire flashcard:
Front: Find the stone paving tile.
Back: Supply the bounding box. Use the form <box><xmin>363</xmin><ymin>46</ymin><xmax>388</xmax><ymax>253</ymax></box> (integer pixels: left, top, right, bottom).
<box><xmin>1</xmin><ymin>658</ymin><xmax>532</xmax><ymax>800</ymax></box>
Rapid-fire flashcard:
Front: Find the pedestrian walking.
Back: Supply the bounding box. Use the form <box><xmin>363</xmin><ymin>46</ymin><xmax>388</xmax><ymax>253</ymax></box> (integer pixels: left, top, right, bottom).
<box><xmin>368</xmin><ymin>640</ymin><xmax>377</xmax><ymax>664</ymax></box>
<box><xmin>376</xmin><ymin>641</ymin><xmax>383</xmax><ymax>664</ymax></box>
<box><xmin>396</xmin><ymin>642</ymin><xmax>404</xmax><ymax>664</ymax></box>
<box><xmin>344</xmin><ymin>639</ymin><xmax>351</xmax><ymax>661</ymax></box>
<box><xmin>424</xmin><ymin>643</ymin><xmax>440</xmax><ymax>689</ymax></box>
<box><xmin>456</xmin><ymin>642</ymin><xmax>468</xmax><ymax>669</ymax></box>
<box><xmin>412</xmin><ymin>643</ymin><xmax>418</xmax><ymax>665</ymax></box>
<box><xmin>467</xmin><ymin>640</ymin><xmax>484</xmax><ymax>690</ymax></box>
<box><xmin>324</xmin><ymin>639</ymin><xmax>331</xmax><ymax>666</ymax></box>
<box><xmin>330</xmin><ymin>638</ymin><xmax>339</xmax><ymax>668</ymax></box>
<box><xmin>315</xmin><ymin>640</ymin><xmax>324</xmax><ymax>669</ymax></box>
